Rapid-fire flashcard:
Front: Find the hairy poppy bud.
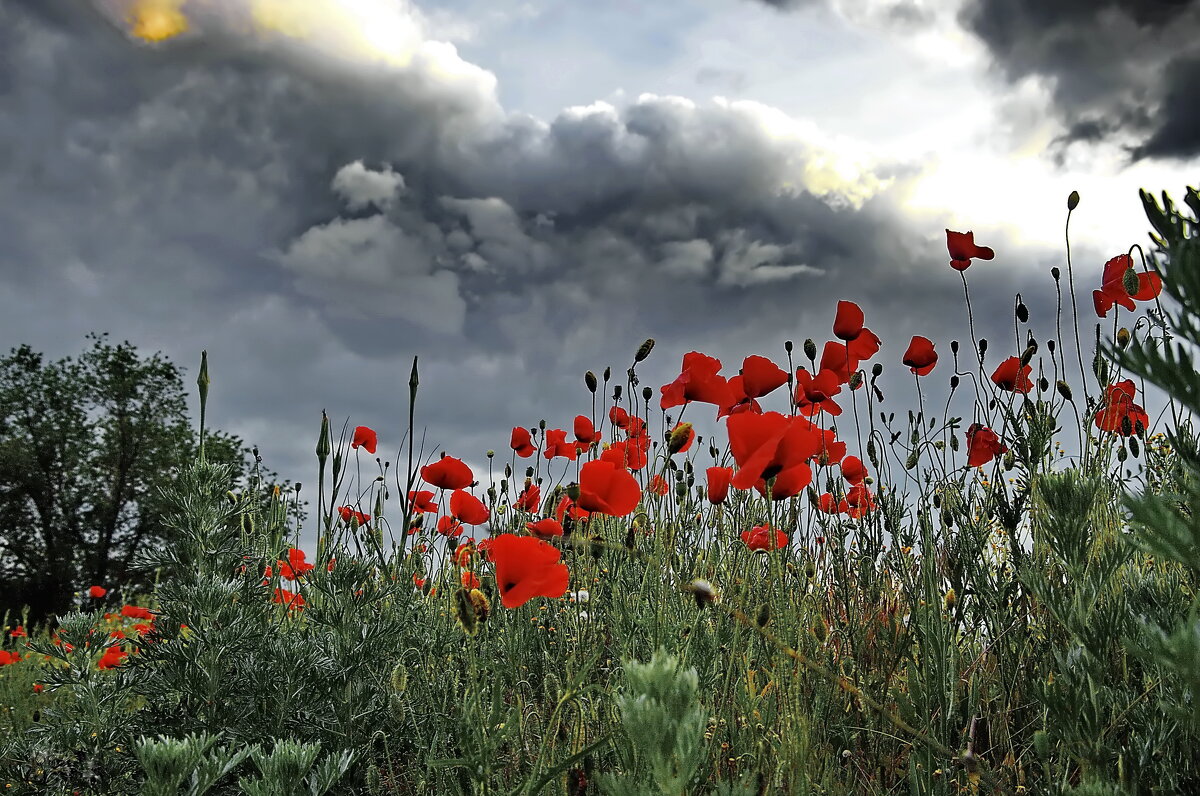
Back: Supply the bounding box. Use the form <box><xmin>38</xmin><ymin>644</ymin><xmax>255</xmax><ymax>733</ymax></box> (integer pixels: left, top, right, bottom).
<box><xmin>316</xmin><ymin>410</ymin><xmax>332</xmax><ymax>462</ymax></box>
<box><xmin>1122</xmin><ymin>266</ymin><xmax>1140</xmax><ymax>297</ymax></box>
<box><xmin>452</xmin><ymin>588</ymin><xmax>478</xmax><ymax>636</ymax></box>
<box><xmin>1039</xmin><ymin>377</ymin><xmax>1049</xmax><ymax>392</ymax></box>
<box><xmin>1129</xmin><ymin>436</ymin><xmax>1140</xmax><ymax>458</ymax></box>
<box><xmin>804</xmin><ymin>339</ymin><xmax>817</xmax><ymax>362</ymax></box>
<box><xmin>668</xmin><ymin>422</ymin><xmax>694</xmax><ymax>454</ymax></box>
<box><xmin>634</xmin><ymin>338</ymin><xmax>655</xmax><ymax>363</ymax></box>
<box><xmin>1016</xmin><ymin>301</ymin><xmax>1029</xmax><ymax>323</ymax></box>
<box><xmin>944</xmin><ymin>588</ymin><xmax>956</xmax><ymax>610</ymax></box>
<box><xmin>1056</xmin><ymin>380</ymin><xmax>1072</xmax><ymax>400</ymax></box>
<box><xmin>848</xmin><ymin>371</ymin><xmax>863</xmax><ymax>390</ymax></box>
<box><xmin>1117</xmin><ymin>327</ymin><xmax>1131</xmax><ymax>349</ymax></box>
<box><xmin>756</xmin><ymin>604</ymin><xmax>770</xmax><ymax>627</ymax></box>
<box><xmin>812</xmin><ymin>619</ymin><xmax>827</xmax><ymax>643</ymax></box>
<box><xmin>585</xmin><ymin>371</ymin><xmax>597</xmax><ymax>393</ymax></box>
<box><xmin>1019</xmin><ymin>343</ymin><xmax>1037</xmax><ymax>369</ymax></box>
<box><xmin>1067</xmin><ymin>190</ymin><xmax>1080</xmax><ymax>211</ymax></box>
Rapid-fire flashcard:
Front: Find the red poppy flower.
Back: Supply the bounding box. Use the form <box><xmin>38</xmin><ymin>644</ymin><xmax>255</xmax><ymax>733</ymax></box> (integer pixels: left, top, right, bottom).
<box><xmin>407</xmin><ymin>490</ymin><xmax>439</xmax><ymax>514</ymax></box>
<box><xmin>88</xmin><ymin>585</ymin><xmax>107</xmax><ymax>599</ymax></box>
<box><xmin>794</xmin><ymin>368</ymin><xmax>843</xmax><ymax>417</ymax></box>
<box><xmin>740</xmin><ymin>355</ymin><xmax>790</xmax><ymax>399</ymax></box>
<box><xmin>842</xmin><ymin>483</ymin><xmax>876</xmax><ymax>518</ymax></box>
<box><xmin>946</xmin><ymin>229</ymin><xmax>995</xmax><ymax>271</ymax></box>
<box><xmin>352</xmin><ymin>425</ymin><xmax>378</xmax><ymax>455</ymax></box>
<box><xmin>510</xmin><ymin>427</ymin><xmax>536</xmax><ymax>458</ymax></box>
<box><xmin>816</xmin><ymin>493</ymin><xmax>839</xmax><ymax>514</ymax></box>
<box><xmin>660</xmin><ymin>352</ymin><xmax>733</xmax><ymax>411</ymax></box>
<box><xmin>991</xmin><ymin>357</ymin><xmax>1034</xmax><ymax>393</ymax></box>
<box><xmin>488</xmin><ymin>533</ymin><xmax>570</xmax><ymax>609</ymax></box>
<box><xmin>848</xmin><ymin>327</ymin><xmax>882</xmax><ymax>364</ymax></box>
<box><xmin>833</xmin><ymin>301</ymin><xmax>865</xmax><ymax>341</ymax></box>
<box><xmin>453</xmin><ymin>542</ymin><xmax>474</xmax><ymax>567</ymax></box>
<box><xmin>574</xmin><ymin>415</ymin><xmax>601</xmax><ymax>447</ymax></box>
<box><xmin>97</xmin><ymin>646</ymin><xmax>127</xmax><ymax>670</ymax></box>
<box><xmin>543</xmin><ymin>429</ymin><xmax>580</xmax><ymax>461</ymax></box>
<box><xmin>514</xmin><ymin>482</ymin><xmax>541</xmax><ymax>512</ymax></box>
<box><xmin>437</xmin><ymin>515</ymin><xmax>464</xmax><ymax>537</ymax></box>
<box><xmin>32</xmin><ymin>683</ymin><xmax>43</xmax><ymax>693</ymax></box>
<box><xmin>0</xmin><ymin>650</ymin><xmax>20</xmax><ymax>666</ymax></box>
<box><xmin>421</xmin><ymin>455</ymin><xmax>474</xmax><ymax>490</ymax></box>
<box><xmin>741</xmin><ymin>523</ymin><xmax>788</xmax><ymax>552</ymax></box>
<box><xmin>1092</xmin><ymin>254</ymin><xmax>1163</xmax><ymax>317</ymax></box>
<box><xmin>120</xmin><ymin>605</ymin><xmax>154</xmax><ymax>621</ymax></box>
<box><xmin>272</xmin><ymin>588</ymin><xmax>305</xmax><ymax>611</ymax></box>
<box><xmin>526</xmin><ymin>517</ymin><xmax>564</xmax><ymax>538</ymax></box>
<box><xmin>578</xmin><ymin>460</ymin><xmax>642</xmax><ymax>517</ymax></box>
<box><xmin>450</xmin><ymin>489</ymin><xmax>490</xmax><ymax>525</ymax></box>
<box><xmin>752</xmin><ymin>462</ymin><xmax>811</xmax><ymax>500</ymax></box>
<box><xmin>1095</xmin><ymin>380</ymin><xmax>1150</xmax><ymax>436</ymax></box>
<box><xmin>728</xmin><ymin>412</ymin><xmax>823</xmax><ymax>490</ymax></box>
<box><xmin>903</xmin><ymin>336</ymin><xmax>937</xmax><ymax>376</ymax></box>
<box><xmin>648</xmin><ymin>474</ymin><xmax>670</xmax><ymax>496</ymax></box>
<box><xmin>840</xmin><ymin>455</ymin><xmax>867</xmax><ymax>485</ymax></box>
<box><xmin>718</xmin><ymin>376</ymin><xmax>765</xmax><ymax>419</ymax></box>
<box><xmin>461</xmin><ymin>571</ymin><xmax>481</xmax><ymax>590</ymax></box>
<box><xmin>338</xmin><ymin>506</ymin><xmax>371</xmax><ymax>526</ymax></box>
<box><xmin>706</xmin><ymin>466</ymin><xmax>733</xmax><ymax>504</ymax></box>
<box><xmin>555</xmin><ymin>495</ymin><xmax>591</xmax><ymax>524</ymax></box>
<box><xmin>9</xmin><ymin>626</ymin><xmax>26</xmax><ymax>638</ymax></box>
<box><xmin>818</xmin><ymin>332</ymin><xmax>879</xmax><ymax>385</ymax></box>
<box><xmin>609</xmin><ymin>406</ymin><xmax>630</xmax><ymax>428</ymax></box>
<box><xmin>965</xmin><ymin>424</ymin><xmax>1007</xmax><ymax>467</ymax></box>
<box><xmin>278</xmin><ymin>548</ymin><xmax>315</xmax><ymax>580</ymax></box>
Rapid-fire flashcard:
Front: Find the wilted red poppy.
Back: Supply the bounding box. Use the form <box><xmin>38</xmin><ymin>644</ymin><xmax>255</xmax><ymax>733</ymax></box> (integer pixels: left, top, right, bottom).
<box><xmin>578</xmin><ymin>460</ymin><xmax>642</xmax><ymax>517</ymax></box>
<box><xmin>526</xmin><ymin>517</ymin><xmax>564</xmax><ymax>538</ymax></box>
<box><xmin>278</xmin><ymin>548</ymin><xmax>315</xmax><ymax>580</ymax></box>
<box><xmin>965</xmin><ymin>424</ymin><xmax>1006</xmax><ymax>467</ymax></box>
<box><xmin>437</xmin><ymin>515</ymin><xmax>464</xmax><ymax>537</ymax></box>
<box><xmin>510</xmin><ymin>427</ymin><xmax>536</xmax><ymax>458</ymax></box>
<box><xmin>574</xmin><ymin>415</ymin><xmax>601</xmax><ymax>447</ymax></box>
<box><xmin>741</xmin><ymin>524</ymin><xmax>788</xmax><ymax>552</ymax></box>
<box><xmin>903</xmin><ymin>336</ymin><xmax>938</xmax><ymax>376</ymax></box>
<box><xmin>543</xmin><ymin>429</ymin><xmax>580</xmax><ymax>461</ymax></box>
<box><xmin>840</xmin><ymin>456</ymin><xmax>867</xmax><ymax>485</ymax></box>
<box><xmin>408</xmin><ymin>490</ymin><xmax>439</xmax><ymax>514</ymax></box>
<box><xmin>833</xmin><ymin>301</ymin><xmax>865</xmax><ymax>341</ymax></box>
<box><xmin>1093</xmin><ymin>254</ymin><xmax>1163</xmax><ymax>318</ymax></box>
<box><xmin>660</xmin><ymin>352</ymin><xmax>733</xmax><ymax>411</ymax></box>
<box><xmin>352</xmin><ymin>425</ymin><xmax>378</xmax><ymax>455</ymax></box>
<box><xmin>450</xmin><ymin>489</ymin><xmax>490</xmax><ymax>525</ymax></box>
<box><xmin>946</xmin><ymin>230</ymin><xmax>995</xmax><ymax>271</ymax></box>
<box><xmin>488</xmin><ymin>533</ymin><xmax>570</xmax><ymax>609</ymax></box>
<box><xmin>706</xmin><ymin>466</ymin><xmax>733</xmax><ymax>504</ymax></box>
<box><xmin>991</xmin><ymin>357</ymin><xmax>1034</xmax><ymax>393</ymax></box>
<box><xmin>740</xmin><ymin>355</ymin><xmax>790</xmax><ymax>398</ymax></box>
<box><xmin>1095</xmin><ymin>380</ymin><xmax>1149</xmax><ymax>436</ymax></box>
<box><xmin>88</xmin><ymin>585</ymin><xmax>107</xmax><ymax>599</ymax></box>
<box><xmin>514</xmin><ymin>482</ymin><xmax>541</xmax><ymax>513</ymax></box>
<box><xmin>421</xmin><ymin>455</ymin><xmax>474</xmax><ymax>490</ymax></box>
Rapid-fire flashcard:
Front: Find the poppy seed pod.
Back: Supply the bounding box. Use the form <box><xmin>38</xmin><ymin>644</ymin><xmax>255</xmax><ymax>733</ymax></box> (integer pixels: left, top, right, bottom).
<box><xmin>1051</xmin><ymin>266</ymin><xmax>1061</xmax><ymax>281</ymax></box>
<box><xmin>642</xmin><ymin>386</ymin><xmax>653</xmax><ymax>402</ymax></box>
<box><xmin>613</xmin><ymin>385</ymin><xmax>622</xmax><ymax>401</ymax></box>
<box><xmin>848</xmin><ymin>371</ymin><xmax>863</xmax><ymax>390</ymax></box>
<box><xmin>603</xmin><ymin>366</ymin><xmax>611</xmax><ymax>382</ymax></box>
<box><xmin>784</xmin><ymin>340</ymin><xmax>793</xmax><ymax>354</ymax></box>
<box><xmin>634</xmin><ymin>338</ymin><xmax>655</xmax><ymax>363</ymax></box>
<box><xmin>978</xmin><ymin>338</ymin><xmax>987</xmax><ymax>358</ymax></box>
<box><xmin>950</xmin><ymin>340</ymin><xmax>959</xmax><ymax>355</ymax></box>
<box><xmin>1067</xmin><ymin>190</ymin><xmax>1080</xmax><ymax>211</ymax></box>
<box><xmin>950</xmin><ymin>375</ymin><xmax>959</xmax><ymax>390</ymax></box>
<box><xmin>871</xmin><ymin>363</ymin><xmax>883</xmax><ymax>378</ymax></box>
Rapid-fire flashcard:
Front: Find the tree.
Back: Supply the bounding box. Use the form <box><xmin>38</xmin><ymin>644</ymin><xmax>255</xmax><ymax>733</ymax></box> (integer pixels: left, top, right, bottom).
<box><xmin>0</xmin><ymin>333</ymin><xmax>304</xmax><ymax>623</ymax></box>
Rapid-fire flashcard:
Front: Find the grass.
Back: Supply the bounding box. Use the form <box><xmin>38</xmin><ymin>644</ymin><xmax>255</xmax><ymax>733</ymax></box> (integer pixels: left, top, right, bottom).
<box><xmin>0</xmin><ymin>185</ymin><xmax>1198</xmax><ymax>795</ymax></box>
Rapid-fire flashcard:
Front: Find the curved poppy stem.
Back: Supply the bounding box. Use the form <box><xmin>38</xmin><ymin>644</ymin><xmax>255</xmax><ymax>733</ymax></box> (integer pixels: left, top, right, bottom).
<box><xmin>1065</xmin><ymin>205</ymin><xmax>1091</xmax><ymax>408</ymax></box>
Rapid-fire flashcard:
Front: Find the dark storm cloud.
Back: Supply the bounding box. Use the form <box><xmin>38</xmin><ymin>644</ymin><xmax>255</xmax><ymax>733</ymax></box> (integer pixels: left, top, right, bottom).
<box><xmin>958</xmin><ymin>0</ymin><xmax>1200</xmax><ymax>162</ymax></box>
<box><xmin>0</xmin><ymin>0</ymin><xmax>1085</xmax><ymax>534</ymax></box>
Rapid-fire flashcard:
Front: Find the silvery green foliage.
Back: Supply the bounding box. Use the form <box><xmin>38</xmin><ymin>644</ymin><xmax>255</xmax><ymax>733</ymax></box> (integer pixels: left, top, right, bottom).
<box><xmin>237</xmin><ymin>740</ymin><xmax>353</xmax><ymax>796</ymax></box>
<box><xmin>600</xmin><ymin>647</ymin><xmax>707</xmax><ymax>796</ymax></box>
<box><xmin>136</xmin><ymin>732</ymin><xmax>252</xmax><ymax>796</ymax></box>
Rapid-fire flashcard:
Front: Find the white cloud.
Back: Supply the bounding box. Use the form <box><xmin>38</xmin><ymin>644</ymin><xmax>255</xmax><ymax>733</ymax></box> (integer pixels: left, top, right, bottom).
<box><xmin>331</xmin><ymin>160</ymin><xmax>406</xmax><ymax>211</ymax></box>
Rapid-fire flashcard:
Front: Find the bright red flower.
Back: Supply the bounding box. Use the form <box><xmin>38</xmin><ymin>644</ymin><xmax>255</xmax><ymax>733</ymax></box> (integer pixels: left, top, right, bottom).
<box><xmin>352</xmin><ymin>425</ymin><xmax>378</xmax><ymax>455</ymax></box>
<box><xmin>278</xmin><ymin>548</ymin><xmax>315</xmax><ymax>580</ymax></box>
<box><xmin>32</xmin><ymin>683</ymin><xmax>43</xmax><ymax>693</ymax></box>
<box><xmin>1095</xmin><ymin>380</ymin><xmax>1150</xmax><ymax>436</ymax></box>
<box><xmin>88</xmin><ymin>585</ymin><xmax>107</xmax><ymax>599</ymax></box>
<box><xmin>842</xmin><ymin>483</ymin><xmax>876</xmax><ymax>518</ymax></box>
<box><xmin>555</xmin><ymin>495</ymin><xmax>591</xmax><ymax>524</ymax></box>
<box><xmin>450</xmin><ymin>489</ymin><xmax>490</xmax><ymax>525</ymax></box>
<box><xmin>543</xmin><ymin>428</ymin><xmax>580</xmax><ymax>461</ymax></box>
<box><xmin>437</xmin><ymin>515</ymin><xmax>464</xmax><ymax>537</ymax></box>
<box><xmin>660</xmin><ymin>352</ymin><xmax>733</xmax><ymax>411</ymax></box>
<box><xmin>338</xmin><ymin>505</ymin><xmax>371</xmax><ymax>526</ymax></box>
<box><xmin>609</xmin><ymin>406</ymin><xmax>630</xmax><ymax>429</ymax></box>
<box><xmin>816</xmin><ymin>493</ymin><xmax>839</xmax><ymax>514</ymax></box>
<box><xmin>668</xmin><ymin>422</ymin><xmax>696</xmax><ymax>454</ymax></box>
<box><xmin>794</xmin><ymin>368</ymin><xmax>843</xmax><ymax>417</ymax></box>
<box><xmin>574</xmin><ymin>415</ymin><xmax>600</xmax><ymax>447</ymax></box>
<box><xmin>991</xmin><ymin>357</ymin><xmax>1034</xmax><ymax>393</ymax></box>
<box><xmin>526</xmin><ymin>517</ymin><xmax>564</xmax><ymax>538</ymax></box>
<box><xmin>453</xmin><ymin>542</ymin><xmax>474</xmax><ymax>567</ymax></box>
<box><xmin>848</xmin><ymin>327</ymin><xmax>882</xmax><ymax>364</ymax></box>
<box><xmin>752</xmin><ymin>462</ymin><xmax>811</xmax><ymax>500</ymax></box>
<box><xmin>740</xmin><ymin>355</ymin><xmax>790</xmax><ymax>399</ymax></box>
<box><xmin>648</xmin><ymin>474</ymin><xmax>670</xmax><ymax>496</ymax></box>
<box><xmin>840</xmin><ymin>455</ymin><xmax>867</xmax><ymax>485</ymax></box>
<box><xmin>903</xmin><ymin>336</ymin><xmax>938</xmax><ymax>376</ymax></box>
<box><xmin>965</xmin><ymin>424</ymin><xmax>1007</xmax><ymax>467</ymax></box>
<box><xmin>0</xmin><ymin>650</ymin><xmax>20</xmax><ymax>666</ymax></box>
<box><xmin>601</xmin><ymin>439</ymin><xmax>649</xmax><ymax>471</ymax></box>
<box><xmin>577</xmin><ymin>460</ymin><xmax>642</xmax><ymax>517</ymax></box>
<box><xmin>818</xmin><ymin>332</ymin><xmax>879</xmax><ymax>384</ymax></box>
<box><xmin>833</xmin><ymin>301</ymin><xmax>865</xmax><ymax>341</ymax></box>
<box><xmin>510</xmin><ymin>427</ymin><xmax>536</xmax><ymax>458</ymax></box>
<box><xmin>706</xmin><ymin>466</ymin><xmax>733</xmax><ymax>504</ymax></box>
<box><xmin>421</xmin><ymin>456</ymin><xmax>474</xmax><ymax>490</ymax></box>
<box><xmin>9</xmin><ymin>626</ymin><xmax>26</xmax><ymax>638</ymax></box>
<box><xmin>727</xmin><ymin>412</ymin><xmax>823</xmax><ymax>490</ymax></box>
<box><xmin>946</xmin><ymin>229</ymin><xmax>995</xmax><ymax>271</ymax></box>
<box><xmin>461</xmin><ymin>571</ymin><xmax>481</xmax><ymax>590</ymax></box>
<box><xmin>120</xmin><ymin>605</ymin><xmax>154</xmax><ymax>621</ymax></box>
<box><xmin>1093</xmin><ymin>254</ymin><xmax>1163</xmax><ymax>318</ymax></box>
<box><xmin>97</xmin><ymin>646</ymin><xmax>127</xmax><ymax>670</ymax></box>
<box><xmin>272</xmin><ymin>588</ymin><xmax>305</xmax><ymax>611</ymax></box>
<box><xmin>514</xmin><ymin>482</ymin><xmax>542</xmax><ymax>512</ymax></box>
<box><xmin>408</xmin><ymin>490</ymin><xmax>438</xmax><ymax>514</ymax></box>
<box><xmin>488</xmin><ymin>533</ymin><xmax>570</xmax><ymax>609</ymax></box>
<box><xmin>741</xmin><ymin>524</ymin><xmax>788</xmax><ymax>552</ymax></box>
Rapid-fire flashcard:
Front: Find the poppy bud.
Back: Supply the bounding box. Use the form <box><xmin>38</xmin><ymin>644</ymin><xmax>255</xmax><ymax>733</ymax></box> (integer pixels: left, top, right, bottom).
<box><xmin>848</xmin><ymin>371</ymin><xmax>863</xmax><ymax>390</ymax></box>
<box><xmin>1129</xmin><ymin>436</ymin><xmax>1140</xmax><ymax>458</ymax></box>
<box><xmin>668</xmin><ymin>422</ymin><xmax>694</xmax><ymax>454</ymax></box>
<box><xmin>1067</xmin><ymin>190</ymin><xmax>1080</xmax><ymax>211</ymax></box>
<box><xmin>812</xmin><ymin>619</ymin><xmax>827</xmax><ymax>643</ymax></box>
<box><xmin>1122</xmin><ymin>266</ymin><xmax>1140</xmax><ymax>297</ymax></box>
<box><xmin>1117</xmin><ymin>445</ymin><xmax>1128</xmax><ymax>462</ymax></box>
<box><xmin>950</xmin><ymin>375</ymin><xmax>959</xmax><ymax>390</ymax></box>
<box><xmin>634</xmin><ymin>338</ymin><xmax>655</xmax><ymax>363</ymax></box>
<box><xmin>804</xmin><ymin>339</ymin><xmax>817</xmax><ymax>362</ymax></box>
<box><xmin>1121</xmin><ymin>415</ymin><xmax>1133</xmax><ymax>437</ymax></box>
<box><xmin>624</xmin><ymin>526</ymin><xmax>635</xmax><ymax>549</ymax></box>
<box><xmin>539</xmin><ymin>419</ymin><xmax>546</xmax><ymax>430</ymax></box>
<box><xmin>1117</xmin><ymin>327</ymin><xmax>1131</xmax><ymax>349</ymax></box>
<box><xmin>942</xmin><ymin>509</ymin><xmax>954</xmax><ymax>528</ymax></box>
<box><xmin>603</xmin><ymin>366</ymin><xmax>611</xmax><ymax>382</ymax></box>
<box><xmin>949</xmin><ymin>434</ymin><xmax>959</xmax><ymax>452</ymax></box>
<box><xmin>1039</xmin><ymin>377</ymin><xmax>1049</xmax><ymax>392</ymax></box>
<box><xmin>1051</xmin><ymin>266</ymin><xmax>1061</xmax><ymax>281</ymax></box>
<box><xmin>486</xmin><ymin>450</ymin><xmax>495</xmax><ymax>459</ymax></box>
<box><xmin>1016</xmin><ymin>301</ymin><xmax>1028</xmax><ymax>323</ymax></box>
<box><xmin>642</xmin><ymin>386</ymin><xmax>653</xmax><ymax>402</ymax></box>
<box><xmin>1019</xmin><ymin>343</ymin><xmax>1037</xmax><ymax>369</ymax></box>
<box><xmin>866</xmin><ymin>438</ymin><xmax>878</xmax><ymax>467</ymax></box>
<box><xmin>585</xmin><ymin>371</ymin><xmax>597</xmax><ymax>393</ymax></box>
<box><xmin>452</xmin><ymin>588</ymin><xmax>478</xmax><ymax>636</ymax></box>
<box><xmin>1056</xmin><ymin>380</ymin><xmax>1072</xmax><ymax>400</ymax></box>
<box><xmin>978</xmin><ymin>338</ymin><xmax>987</xmax><ymax>358</ymax></box>
<box><xmin>871</xmin><ymin>363</ymin><xmax>883</xmax><ymax>378</ymax></box>
<box><xmin>944</xmin><ymin>588</ymin><xmax>956</xmax><ymax>610</ymax></box>
<box><xmin>525</xmin><ymin>466</ymin><xmax>534</xmax><ymax>478</ymax></box>
<box><xmin>565</xmin><ymin>482</ymin><xmax>580</xmax><ymax>501</ymax></box>
<box><xmin>316</xmin><ymin>410</ymin><xmax>332</xmax><ymax>462</ymax></box>
<box><xmin>241</xmin><ymin>513</ymin><xmax>254</xmax><ymax>535</ymax></box>
<box><xmin>784</xmin><ymin>340</ymin><xmax>793</xmax><ymax>354</ymax></box>
<box><xmin>950</xmin><ymin>340</ymin><xmax>959</xmax><ymax>355</ymax></box>
<box><xmin>390</xmin><ymin>662</ymin><xmax>409</xmax><ymax>693</ymax></box>
<box><xmin>1047</xmin><ymin>339</ymin><xmax>1055</xmax><ymax>353</ymax></box>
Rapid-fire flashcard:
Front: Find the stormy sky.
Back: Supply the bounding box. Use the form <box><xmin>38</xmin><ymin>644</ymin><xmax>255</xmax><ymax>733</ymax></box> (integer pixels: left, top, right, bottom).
<box><xmin>1</xmin><ymin>0</ymin><xmax>1195</xmax><ymax>545</ymax></box>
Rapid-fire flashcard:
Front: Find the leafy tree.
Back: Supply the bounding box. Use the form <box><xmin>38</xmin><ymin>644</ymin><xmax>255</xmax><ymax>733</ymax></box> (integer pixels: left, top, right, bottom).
<box><xmin>0</xmin><ymin>333</ymin><xmax>304</xmax><ymax>623</ymax></box>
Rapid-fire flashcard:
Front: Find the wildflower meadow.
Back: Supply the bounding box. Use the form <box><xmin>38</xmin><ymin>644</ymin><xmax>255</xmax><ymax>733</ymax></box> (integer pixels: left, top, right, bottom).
<box><xmin>1</xmin><ymin>185</ymin><xmax>1199</xmax><ymax>795</ymax></box>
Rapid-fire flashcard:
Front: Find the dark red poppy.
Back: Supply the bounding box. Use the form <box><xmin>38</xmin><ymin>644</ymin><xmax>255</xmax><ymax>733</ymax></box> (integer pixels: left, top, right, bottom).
<box><xmin>660</xmin><ymin>352</ymin><xmax>733</xmax><ymax>411</ymax></box>
<box><xmin>903</xmin><ymin>336</ymin><xmax>937</xmax><ymax>376</ymax></box>
<box><xmin>352</xmin><ymin>425</ymin><xmax>378</xmax><ymax>455</ymax></box>
<box><xmin>510</xmin><ymin>427</ymin><xmax>536</xmax><ymax>458</ymax></box>
<box><xmin>578</xmin><ymin>460</ymin><xmax>642</xmax><ymax>516</ymax></box>
<box><xmin>407</xmin><ymin>490</ymin><xmax>438</xmax><ymax>514</ymax></box>
<box><xmin>833</xmin><ymin>301</ymin><xmax>865</xmax><ymax>341</ymax></box>
<box><xmin>421</xmin><ymin>455</ymin><xmax>474</xmax><ymax>490</ymax></box>
<box><xmin>740</xmin><ymin>355</ymin><xmax>790</xmax><ymax>398</ymax></box>
<box><xmin>706</xmin><ymin>466</ymin><xmax>733</xmax><ymax>504</ymax></box>
<box><xmin>965</xmin><ymin>424</ymin><xmax>1006</xmax><ymax>467</ymax></box>
<box><xmin>1093</xmin><ymin>254</ymin><xmax>1163</xmax><ymax>317</ymax></box>
<box><xmin>526</xmin><ymin>517</ymin><xmax>564</xmax><ymax>538</ymax></box>
<box><xmin>488</xmin><ymin>533</ymin><xmax>570</xmax><ymax>609</ymax></box>
<box><xmin>840</xmin><ymin>455</ymin><xmax>867</xmax><ymax>485</ymax></box>
<box><xmin>946</xmin><ymin>230</ymin><xmax>995</xmax><ymax>271</ymax></box>
<box><xmin>1095</xmin><ymin>380</ymin><xmax>1149</xmax><ymax>436</ymax></box>
<box><xmin>991</xmin><ymin>357</ymin><xmax>1034</xmax><ymax>393</ymax></box>
<box><xmin>741</xmin><ymin>524</ymin><xmax>788</xmax><ymax>552</ymax></box>
<box><xmin>574</xmin><ymin>415</ymin><xmax>601</xmax><ymax>447</ymax></box>
<box><xmin>514</xmin><ymin>482</ymin><xmax>541</xmax><ymax>512</ymax></box>
<box><xmin>450</xmin><ymin>489</ymin><xmax>490</xmax><ymax>525</ymax></box>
